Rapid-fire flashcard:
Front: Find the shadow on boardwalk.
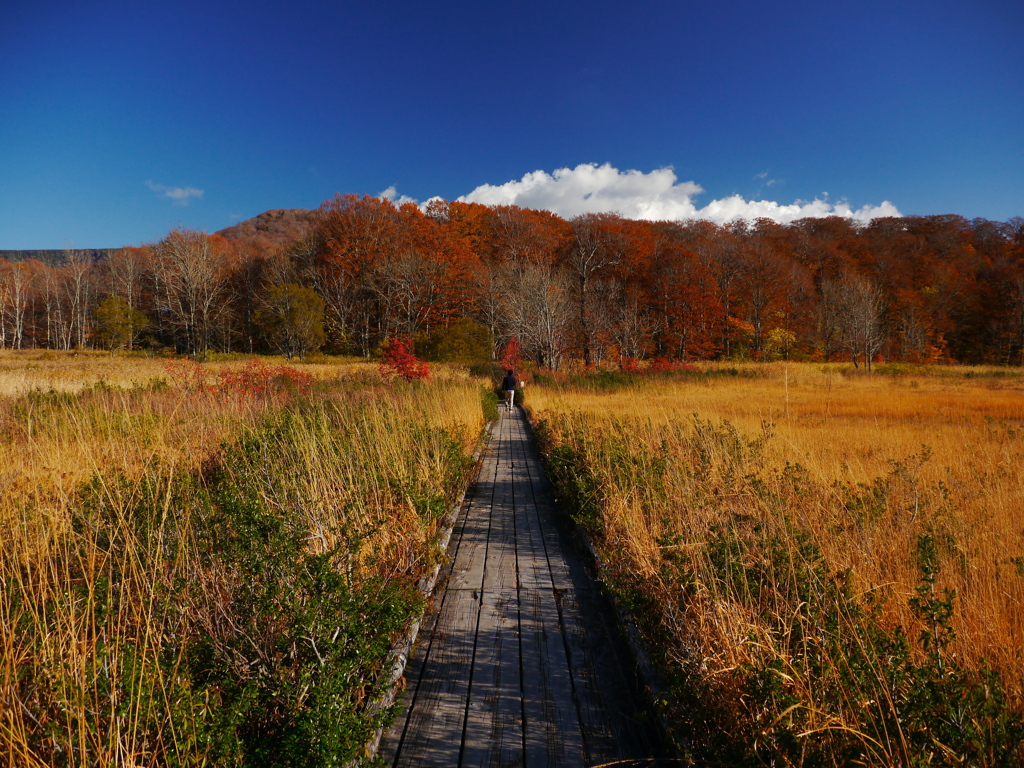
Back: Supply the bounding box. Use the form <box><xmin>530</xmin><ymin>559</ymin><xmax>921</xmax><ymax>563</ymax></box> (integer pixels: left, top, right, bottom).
<box><xmin>381</xmin><ymin>406</ymin><xmax>671</xmax><ymax>768</ymax></box>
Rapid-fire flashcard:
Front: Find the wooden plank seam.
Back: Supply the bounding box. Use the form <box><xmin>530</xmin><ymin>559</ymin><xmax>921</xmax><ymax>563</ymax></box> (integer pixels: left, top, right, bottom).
<box><xmin>357</xmin><ymin>417</ymin><xmax>500</xmax><ymax>765</ymax></box>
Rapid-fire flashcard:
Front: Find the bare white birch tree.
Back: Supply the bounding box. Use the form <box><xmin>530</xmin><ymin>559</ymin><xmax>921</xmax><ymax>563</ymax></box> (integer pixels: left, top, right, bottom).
<box><xmin>0</xmin><ymin>261</ymin><xmax>33</xmax><ymax>349</ymax></box>
<box><xmin>62</xmin><ymin>249</ymin><xmax>95</xmax><ymax>349</ymax></box>
<box><xmin>152</xmin><ymin>229</ymin><xmax>229</xmax><ymax>356</ymax></box>
<box><xmin>504</xmin><ymin>262</ymin><xmax>571</xmax><ymax>369</ymax></box>
<box><xmin>825</xmin><ymin>273</ymin><xmax>887</xmax><ymax>369</ymax></box>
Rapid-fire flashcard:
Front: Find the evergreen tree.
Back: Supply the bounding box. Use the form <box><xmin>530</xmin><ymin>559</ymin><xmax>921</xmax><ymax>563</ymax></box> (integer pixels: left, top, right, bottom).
<box><xmin>91</xmin><ymin>296</ymin><xmax>149</xmax><ymax>351</ymax></box>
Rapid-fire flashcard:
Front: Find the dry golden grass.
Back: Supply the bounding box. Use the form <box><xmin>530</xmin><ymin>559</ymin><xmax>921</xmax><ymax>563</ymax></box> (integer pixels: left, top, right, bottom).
<box><xmin>0</xmin><ymin>349</ymin><xmax>481</xmax><ymax>501</ymax></box>
<box><xmin>0</xmin><ymin>351</ymin><xmax>487</xmax><ymax>766</ymax></box>
<box><xmin>0</xmin><ymin>349</ymin><xmax>394</xmax><ymax>396</ymax></box>
<box><xmin>529</xmin><ymin>362</ymin><xmax>1024</xmax><ymax>760</ymax></box>
<box><xmin>532</xmin><ymin>361</ymin><xmax>1024</xmax><ymax>484</ymax></box>
<box><xmin>531</xmin><ymin>364</ymin><xmax>1024</xmax><ymax>662</ymax></box>
<box><xmin>0</xmin><ymin>352</ymin><xmax>486</xmax><ymax>589</ymax></box>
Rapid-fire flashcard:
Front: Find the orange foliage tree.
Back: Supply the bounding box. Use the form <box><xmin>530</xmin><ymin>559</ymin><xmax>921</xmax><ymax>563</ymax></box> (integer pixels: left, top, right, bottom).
<box><xmin>4</xmin><ymin>193</ymin><xmax>1022</xmax><ymax>367</ymax></box>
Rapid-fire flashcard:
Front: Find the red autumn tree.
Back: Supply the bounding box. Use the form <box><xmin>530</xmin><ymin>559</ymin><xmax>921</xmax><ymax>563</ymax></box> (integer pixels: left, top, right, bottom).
<box><xmin>499</xmin><ymin>336</ymin><xmax>522</xmax><ymax>371</ymax></box>
<box><xmin>379</xmin><ymin>337</ymin><xmax>430</xmax><ymax>381</ymax></box>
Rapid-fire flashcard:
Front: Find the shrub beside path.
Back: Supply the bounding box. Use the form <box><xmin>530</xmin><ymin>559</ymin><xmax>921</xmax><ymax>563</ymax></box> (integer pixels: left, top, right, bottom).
<box><xmin>380</xmin><ymin>405</ymin><xmax>666</xmax><ymax>767</ymax></box>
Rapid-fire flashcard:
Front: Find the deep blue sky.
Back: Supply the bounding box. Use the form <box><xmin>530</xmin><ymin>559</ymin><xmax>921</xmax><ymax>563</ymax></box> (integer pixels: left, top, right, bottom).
<box><xmin>1</xmin><ymin>0</ymin><xmax>1022</xmax><ymax>248</ymax></box>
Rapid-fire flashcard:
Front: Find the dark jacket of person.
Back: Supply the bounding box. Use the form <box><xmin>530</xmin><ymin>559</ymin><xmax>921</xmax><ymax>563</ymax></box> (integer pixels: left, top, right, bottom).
<box><xmin>501</xmin><ymin>374</ymin><xmax>517</xmax><ymax>391</ymax></box>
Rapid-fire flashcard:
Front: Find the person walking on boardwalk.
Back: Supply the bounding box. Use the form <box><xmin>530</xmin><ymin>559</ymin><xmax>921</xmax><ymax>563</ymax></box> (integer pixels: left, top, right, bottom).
<box><xmin>501</xmin><ymin>369</ymin><xmax>520</xmax><ymax>411</ymax></box>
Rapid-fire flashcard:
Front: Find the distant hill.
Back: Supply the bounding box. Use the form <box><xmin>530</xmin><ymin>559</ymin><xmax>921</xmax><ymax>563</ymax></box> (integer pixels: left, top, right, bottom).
<box><xmin>1</xmin><ymin>211</ymin><xmax>316</xmax><ymax>262</ymax></box>
<box><xmin>215</xmin><ymin>208</ymin><xmax>318</xmax><ymax>249</ymax></box>
<box><xmin>0</xmin><ymin>249</ymin><xmax>113</xmax><ymax>266</ymax></box>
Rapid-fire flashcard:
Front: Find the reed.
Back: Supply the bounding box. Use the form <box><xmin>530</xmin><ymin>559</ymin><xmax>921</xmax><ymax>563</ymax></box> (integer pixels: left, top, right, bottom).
<box><xmin>0</xmin><ymin>352</ymin><xmax>487</xmax><ymax>767</ymax></box>
<box><xmin>530</xmin><ymin>363</ymin><xmax>1024</xmax><ymax>766</ymax></box>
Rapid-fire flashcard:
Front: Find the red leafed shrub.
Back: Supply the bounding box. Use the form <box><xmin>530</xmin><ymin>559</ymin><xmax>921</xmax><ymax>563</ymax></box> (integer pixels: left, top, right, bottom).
<box><xmin>275</xmin><ymin>364</ymin><xmax>314</xmax><ymax>394</ymax></box>
<box><xmin>217</xmin><ymin>359</ymin><xmax>275</xmax><ymax>398</ymax></box>
<box><xmin>380</xmin><ymin>338</ymin><xmax>430</xmax><ymax>382</ymax></box>
<box><xmin>165</xmin><ymin>357</ymin><xmax>315</xmax><ymax>400</ymax></box>
<box><xmin>163</xmin><ymin>358</ymin><xmax>210</xmax><ymax>392</ymax></box>
<box><xmin>218</xmin><ymin>359</ymin><xmax>315</xmax><ymax>399</ymax></box>
<box><xmin>649</xmin><ymin>357</ymin><xmax>698</xmax><ymax>373</ymax></box>
<box><xmin>619</xmin><ymin>356</ymin><xmax>640</xmax><ymax>373</ymax></box>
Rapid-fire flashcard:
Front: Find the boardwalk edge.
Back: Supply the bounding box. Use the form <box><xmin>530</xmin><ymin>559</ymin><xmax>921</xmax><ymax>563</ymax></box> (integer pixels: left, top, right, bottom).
<box><xmin>521</xmin><ymin>405</ymin><xmax>681</xmax><ymax>759</ymax></box>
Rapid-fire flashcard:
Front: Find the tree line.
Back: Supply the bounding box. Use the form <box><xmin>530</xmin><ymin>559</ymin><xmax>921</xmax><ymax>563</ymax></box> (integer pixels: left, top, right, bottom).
<box><xmin>2</xmin><ymin>194</ymin><xmax>1024</xmax><ymax>366</ymax></box>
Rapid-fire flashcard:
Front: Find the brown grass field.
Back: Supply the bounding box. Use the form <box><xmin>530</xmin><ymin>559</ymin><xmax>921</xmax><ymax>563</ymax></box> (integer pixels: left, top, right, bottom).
<box><xmin>529</xmin><ymin>362</ymin><xmax>1024</xmax><ymax>765</ymax></box>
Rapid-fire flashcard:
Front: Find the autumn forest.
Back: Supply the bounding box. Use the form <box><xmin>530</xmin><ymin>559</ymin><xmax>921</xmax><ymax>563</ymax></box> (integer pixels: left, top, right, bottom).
<box><xmin>3</xmin><ymin>195</ymin><xmax>1024</xmax><ymax>368</ymax></box>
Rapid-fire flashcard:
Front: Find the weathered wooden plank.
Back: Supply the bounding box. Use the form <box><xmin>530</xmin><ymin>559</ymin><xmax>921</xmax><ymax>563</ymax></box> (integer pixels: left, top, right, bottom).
<box><xmin>437</xmin><ymin>465</ymin><xmax>489</xmax><ymax>590</ymax></box>
<box><xmin>451</xmin><ymin>441</ymin><xmax>499</xmax><ymax>591</ymax></box>
<box><xmin>555</xmin><ymin>582</ymin><xmax>665</xmax><ymax>763</ymax></box>
<box><xmin>509</xmin><ymin>416</ymin><xmax>592</xmax><ymax>765</ymax></box>
<box><xmin>381</xmin><ymin>446</ymin><xmax>483</xmax><ymax>766</ymax></box>
<box><xmin>508</xmin><ymin>432</ymin><xmax>569</xmax><ymax>594</ymax></box>
<box><xmin>387</xmin><ymin>587</ymin><xmax>480</xmax><ymax>768</ymax></box>
<box><xmin>506</xmin><ymin>417</ymin><xmax>587</xmax><ymax>764</ymax></box>
<box><xmin>483</xmin><ymin>417</ymin><xmax>520</xmax><ymax>593</ymax></box>
<box><xmin>519</xmin><ymin>587</ymin><xmax>585</xmax><ymax>768</ymax></box>
<box><xmin>386</xmin><ymin>422</ymin><xmax>512</xmax><ymax>767</ymax></box>
<box><xmin>512</xmin><ymin>461</ymin><xmax>547</xmax><ymax>591</ymax></box>
<box><xmin>460</xmin><ymin>589</ymin><xmax>523</xmax><ymax>768</ymax></box>
<box><xmin>551</xmin><ymin>584</ymin><xmax>617</xmax><ymax>762</ymax></box>
<box><xmin>533</xmin><ymin>508</ymin><xmax>575</xmax><ymax>592</ymax></box>
<box><xmin>523</xmin><ymin>460</ymin><xmax>575</xmax><ymax>591</ymax></box>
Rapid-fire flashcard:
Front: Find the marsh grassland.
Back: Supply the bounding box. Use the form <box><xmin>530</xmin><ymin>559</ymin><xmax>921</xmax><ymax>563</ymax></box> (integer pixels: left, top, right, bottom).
<box><xmin>530</xmin><ymin>363</ymin><xmax>1024</xmax><ymax>767</ymax></box>
<box><xmin>0</xmin><ymin>351</ymin><xmax>489</xmax><ymax>767</ymax></box>
<box><xmin>6</xmin><ymin>351</ymin><xmax>1024</xmax><ymax>768</ymax></box>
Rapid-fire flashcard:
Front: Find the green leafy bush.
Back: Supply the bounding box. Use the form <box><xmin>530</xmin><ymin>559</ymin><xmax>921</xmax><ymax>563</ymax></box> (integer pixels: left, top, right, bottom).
<box><xmin>416</xmin><ymin>318</ymin><xmax>493</xmax><ymax>363</ymax></box>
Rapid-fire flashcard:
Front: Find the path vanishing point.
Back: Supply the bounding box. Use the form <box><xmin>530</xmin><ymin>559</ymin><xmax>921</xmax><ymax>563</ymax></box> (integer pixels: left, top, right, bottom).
<box><xmin>380</xmin><ymin>405</ymin><xmax>668</xmax><ymax>767</ymax></box>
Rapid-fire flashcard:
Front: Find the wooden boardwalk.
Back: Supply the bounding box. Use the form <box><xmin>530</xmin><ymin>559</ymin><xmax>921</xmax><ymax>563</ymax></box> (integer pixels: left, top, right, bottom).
<box><xmin>381</xmin><ymin>405</ymin><xmax>665</xmax><ymax>768</ymax></box>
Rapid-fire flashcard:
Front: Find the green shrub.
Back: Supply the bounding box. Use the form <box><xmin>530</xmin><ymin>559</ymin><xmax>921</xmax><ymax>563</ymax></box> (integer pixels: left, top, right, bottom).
<box><xmin>480</xmin><ymin>385</ymin><xmax>499</xmax><ymax>423</ymax></box>
<box><xmin>416</xmin><ymin>319</ymin><xmax>493</xmax><ymax>363</ymax></box>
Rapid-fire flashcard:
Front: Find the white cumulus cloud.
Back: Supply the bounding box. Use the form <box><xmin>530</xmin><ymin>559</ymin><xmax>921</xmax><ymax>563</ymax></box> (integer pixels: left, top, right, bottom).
<box><xmin>458</xmin><ymin>164</ymin><xmax>703</xmax><ymax>220</ymax></box>
<box><xmin>453</xmin><ymin>163</ymin><xmax>899</xmax><ymax>224</ymax></box>
<box><xmin>379</xmin><ymin>185</ymin><xmax>418</xmax><ymax>207</ymax></box>
<box><xmin>146</xmin><ymin>180</ymin><xmax>204</xmax><ymax>206</ymax></box>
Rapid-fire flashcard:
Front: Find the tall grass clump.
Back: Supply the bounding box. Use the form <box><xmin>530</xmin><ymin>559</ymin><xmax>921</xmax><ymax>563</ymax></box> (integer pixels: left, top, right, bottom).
<box><xmin>532</xmin><ymin>366</ymin><xmax>1024</xmax><ymax>767</ymax></box>
<box><xmin>0</xmin><ymin>360</ymin><xmax>487</xmax><ymax>767</ymax></box>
